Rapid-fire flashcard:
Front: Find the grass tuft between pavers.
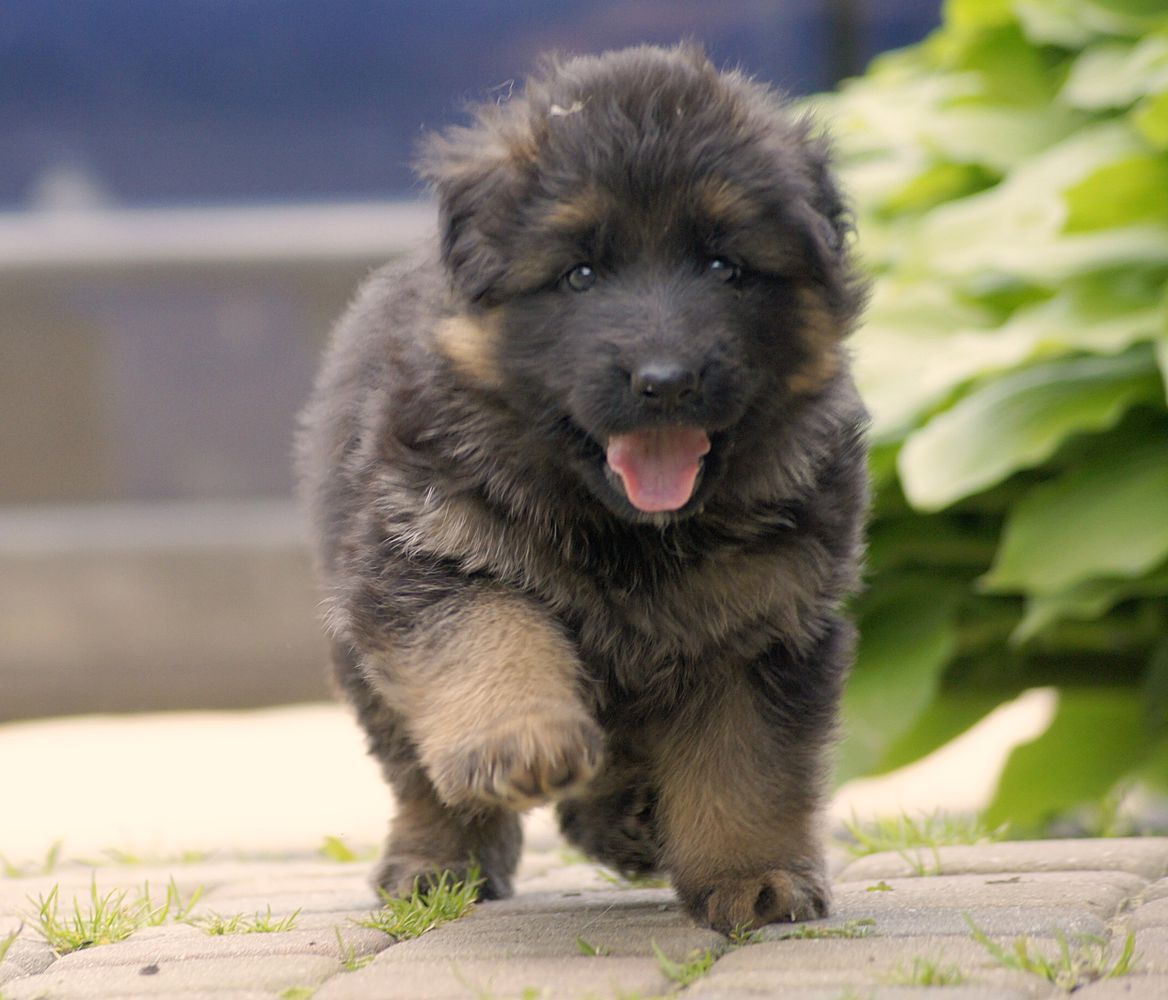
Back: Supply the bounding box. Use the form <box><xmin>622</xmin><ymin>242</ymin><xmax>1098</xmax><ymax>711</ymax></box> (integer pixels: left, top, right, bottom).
<box><xmin>355</xmin><ymin>866</ymin><xmax>482</xmax><ymax>941</ymax></box>
<box><xmin>840</xmin><ymin>811</ymin><xmax>1007</xmax><ymax>876</ymax></box>
<box><xmin>196</xmin><ymin>905</ymin><xmax>301</xmax><ymax>936</ymax></box>
<box><xmin>965</xmin><ymin>913</ymin><xmax>1138</xmax><ymax>991</ymax></box>
<box><xmin>886</xmin><ymin>955</ymin><xmax>967</xmax><ymax>986</ymax></box>
<box><xmin>27</xmin><ymin>876</ymin><xmax>203</xmax><ymax>954</ymax></box>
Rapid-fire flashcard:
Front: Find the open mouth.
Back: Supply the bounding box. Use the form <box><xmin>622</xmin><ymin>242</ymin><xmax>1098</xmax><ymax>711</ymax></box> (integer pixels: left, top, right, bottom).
<box><xmin>605</xmin><ymin>426</ymin><xmax>711</xmax><ymax>513</ymax></box>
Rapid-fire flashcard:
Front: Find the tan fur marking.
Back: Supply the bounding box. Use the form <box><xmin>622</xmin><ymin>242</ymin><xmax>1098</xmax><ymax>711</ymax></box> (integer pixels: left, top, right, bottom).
<box><xmin>435</xmin><ymin>311</ymin><xmax>504</xmax><ymax>388</ymax></box>
<box><xmin>540</xmin><ymin>187</ymin><xmax>612</xmax><ymax>234</ymax></box>
<box><xmin>787</xmin><ymin>288</ymin><xmax>844</xmax><ymax>395</ymax></box>
<box><xmin>502</xmin><ymin>124</ymin><xmax>540</xmax><ymax>165</ymax></box>
<box><xmin>696</xmin><ymin>176</ymin><xmax>759</xmax><ymax>229</ymax></box>
<box><xmin>367</xmin><ymin>590</ymin><xmax>603</xmax><ymax>811</ymax></box>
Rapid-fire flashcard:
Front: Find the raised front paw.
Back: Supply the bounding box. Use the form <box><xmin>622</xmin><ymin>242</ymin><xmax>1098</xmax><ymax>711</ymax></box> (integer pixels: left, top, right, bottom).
<box><xmin>425</xmin><ymin>709</ymin><xmax>604</xmax><ymax>811</ymax></box>
<box><xmin>683</xmin><ymin>866</ymin><xmax>830</xmax><ymax>935</ymax></box>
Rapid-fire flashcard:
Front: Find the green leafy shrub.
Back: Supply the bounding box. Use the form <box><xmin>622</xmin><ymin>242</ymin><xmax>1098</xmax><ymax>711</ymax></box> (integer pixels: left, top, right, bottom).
<box><xmin>818</xmin><ymin>0</ymin><xmax>1168</xmax><ymax>830</ymax></box>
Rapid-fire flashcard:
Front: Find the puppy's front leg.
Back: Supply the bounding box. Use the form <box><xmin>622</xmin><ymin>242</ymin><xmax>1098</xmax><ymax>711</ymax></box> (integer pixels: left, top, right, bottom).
<box><xmin>656</xmin><ymin>624</ymin><xmax>850</xmax><ymax>934</ymax></box>
<box><xmin>369</xmin><ymin>588</ymin><xmax>604</xmax><ymax>813</ymax></box>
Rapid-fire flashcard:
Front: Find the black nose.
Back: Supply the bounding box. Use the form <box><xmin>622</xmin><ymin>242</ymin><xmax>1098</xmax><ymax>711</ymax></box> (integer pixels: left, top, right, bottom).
<box><xmin>631</xmin><ymin>362</ymin><xmax>700</xmax><ymax>408</ymax></box>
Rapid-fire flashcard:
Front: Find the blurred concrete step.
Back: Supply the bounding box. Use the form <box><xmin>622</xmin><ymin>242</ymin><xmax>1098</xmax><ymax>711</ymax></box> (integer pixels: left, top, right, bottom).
<box><xmin>0</xmin><ymin>500</ymin><xmax>331</xmax><ymax>722</ymax></box>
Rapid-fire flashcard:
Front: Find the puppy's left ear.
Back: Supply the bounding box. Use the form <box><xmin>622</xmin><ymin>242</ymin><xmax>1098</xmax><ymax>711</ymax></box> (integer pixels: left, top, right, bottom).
<box><xmin>416</xmin><ymin>115</ymin><xmax>535</xmax><ymax>303</ymax></box>
<box><xmin>794</xmin><ymin>137</ymin><xmax>864</xmax><ymax>319</ymax></box>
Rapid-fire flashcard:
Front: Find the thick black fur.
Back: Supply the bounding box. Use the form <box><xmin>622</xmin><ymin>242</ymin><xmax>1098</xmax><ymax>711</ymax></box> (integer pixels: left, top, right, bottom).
<box><xmin>297</xmin><ymin>43</ymin><xmax>868</xmax><ymax>933</ymax></box>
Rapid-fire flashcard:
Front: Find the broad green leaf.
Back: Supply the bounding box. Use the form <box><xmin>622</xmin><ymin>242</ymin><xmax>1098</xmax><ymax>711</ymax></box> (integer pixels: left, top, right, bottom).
<box><xmin>985</xmin><ymin>688</ymin><xmax>1152</xmax><ymax>830</ymax></box>
<box><xmin>926</xmin><ymin>221</ymin><xmax>1168</xmax><ymax>287</ymax></box>
<box><xmin>899</xmin><ymin>348</ymin><xmax>1162</xmax><ymax>511</ymax></box>
<box><xmin>983</xmin><ymin>422</ymin><xmax>1168</xmax><ymax>594</ymax></box>
<box><xmin>853</xmin><ymin>283</ymin><xmax>1009</xmax><ymax>438</ymax></box>
<box><xmin>910</xmin><ymin>122</ymin><xmax>1150</xmax><ymax>282</ymax></box>
<box><xmin>856</xmin><ymin>271</ymin><xmax>1166</xmax><ymax>442</ymax></box>
<box><xmin>871</xmin><ymin>689</ymin><xmax>1008</xmax><ymax>776</ymax></box>
<box><xmin>1063</xmin><ymin>155</ymin><xmax>1168</xmax><ymax>231</ymax></box>
<box><xmin>826</xmin><ymin>74</ymin><xmax>1079</xmax><ymax>175</ymax></box>
<box><xmin>838</xmin><ymin>579</ymin><xmax>959</xmax><ymax>781</ymax></box>
<box><xmin>1158</xmin><ymin>330</ymin><xmax>1168</xmax><ymax>400</ymax></box>
<box><xmin>1015</xmin><ymin>0</ymin><xmax>1105</xmax><ymax>47</ymax></box>
<box><xmin>868</xmin><ymin>516</ymin><xmax>999</xmax><ymax>572</ymax></box>
<box><xmin>879</xmin><ymin>161</ymin><xmax>998</xmax><ymax>216</ymax></box>
<box><xmin>943</xmin><ymin>0</ymin><xmax>1014</xmax><ymax>33</ymax></box>
<box><xmin>1142</xmin><ymin>638</ymin><xmax>1168</xmax><ymax>736</ymax></box>
<box><xmin>1016</xmin><ymin>0</ymin><xmax>1168</xmax><ymax>47</ymax></box>
<box><xmin>1158</xmin><ymin>285</ymin><xmax>1168</xmax><ymax>399</ymax></box>
<box><xmin>1013</xmin><ymin>563</ymin><xmax>1168</xmax><ymax>642</ymax></box>
<box><xmin>919</xmin><ymin>105</ymin><xmax>1084</xmax><ymax>174</ymax></box>
<box><xmin>1136</xmin><ymin>736</ymin><xmax>1168</xmax><ymax>792</ymax></box>
<box><xmin>989</xmin><ymin>268</ymin><xmax>1167</xmax><ymax>359</ymax></box>
<box><xmin>943</xmin><ymin>23</ymin><xmax>1066</xmax><ymax>105</ymax></box>
<box><xmin>1061</xmin><ymin>35</ymin><xmax>1168</xmax><ymax>109</ymax></box>
<box><xmin>1133</xmin><ymin>89</ymin><xmax>1168</xmax><ymax>146</ymax></box>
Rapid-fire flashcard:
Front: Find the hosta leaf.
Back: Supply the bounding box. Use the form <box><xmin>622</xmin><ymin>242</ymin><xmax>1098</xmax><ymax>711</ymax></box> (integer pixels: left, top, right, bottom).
<box><xmin>1063</xmin><ymin>155</ymin><xmax>1168</xmax><ymax>231</ymax></box>
<box><xmin>1158</xmin><ymin>331</ymin><xmax>1168</xmax><ymax>400</ymax></box>
<box><xmin>1015</xmin><ymin>0</ymin><xmax>1109</xmax><ymax>47</ymax></box>
<box><xmin>1137</xmin><ymin>736</ymin><xmax>1168</xmax><ymax>792</ymax></box>
<box><xmin>838</xmin><ymin>578</ymin><xmax>960</xmax><ymax>781</ymax></box>
<box><xmin>871</xmin><ymin>689</ymin><xmax>1009</xmax><ymax>776</ymax></box>
<box><xmin>910</xmin><ymin>122</ymin><xmax>1150</xmax><ymax>282</ymax></box>
<box><xmin>1061</xmin><ymin>35</ymin><xmax>1168</xmax><ymax>110</ymax></box>
<box><xmin>868</xmin><ymin>516</ymin><xmax>1000</xmax><ymax>572</ymax></box>
<box><xmin>1133</xmin><ymin>89</ymin><xmax>1168</xmax><ymax>146</ymax></box>
<box><xmin>997</xmin><ymin>269</ymin><xmax>1168</xmax><ymax>356</ymax></box>
<box><xmin>1016</xmin><ymin>0</ymin><xmax>1168</xmax><ymax>47</ymax></box>
<box><xmin>1157</xmin><ymin>286</ymin><xmax>1168</xmax><ymax>399</ymax></box>
<box><xmin>985</xmin><ymin>688</ymin><xmax>1152</xmax><ymax>830</ymax></box>
<box><xmin>879</xmin><ymin>161</ymin><xmax>998</xmax><ymax>216</ymax></box>
<box><xmin>854</xmin><ymin>283</ymin><xmax>1018</xmax><ymax>438</ymax></box>
<box><xmin>1013</xmin><ymin>563</ymin><xmax>1168</xmax><ymax>642</ymax></box>
<box><xmin>944</xmin><ymin>0</ymin><xmax>1014</xmax><ymax>34</ymax></box>
<box><xmin>899</xmin><ymin>348</ymin><xmax>1162</xmax><ymax>511</ymax></box>
<box><xmin>857</xmin><ymin>269</ymin><xmax>1166</xmax><ymax>440</ymax></box>
<box><xmin>983</xmin><ymin>421</ymin><xmax>1168</xmax><ymax>594</ymax></box>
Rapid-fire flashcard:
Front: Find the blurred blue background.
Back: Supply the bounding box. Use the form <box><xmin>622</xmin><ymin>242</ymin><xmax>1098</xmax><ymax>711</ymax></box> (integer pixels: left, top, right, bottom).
<box><xmin>0</xmin><ymin>1</ymin><xmax>941</xmax><ymax>720</ymax></box>
<box><xmin>1</xmin><ymin>0</ymin><xmax>940</xmax><ymax>209</ymax></box>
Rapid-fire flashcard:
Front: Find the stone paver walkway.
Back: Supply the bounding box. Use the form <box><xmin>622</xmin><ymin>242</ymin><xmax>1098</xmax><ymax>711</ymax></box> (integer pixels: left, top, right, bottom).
<box><xmin>2</xmin><ymin>837</ymin><xmax>1166</xmax><ymax>999</ymax></box>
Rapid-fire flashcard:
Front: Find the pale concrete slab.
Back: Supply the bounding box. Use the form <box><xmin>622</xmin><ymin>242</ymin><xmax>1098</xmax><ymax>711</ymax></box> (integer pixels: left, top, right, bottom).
<box><xmin>2</xmin><ymin>954</ymin><xmax>339</xmax><ymax>998</ymax></box>
<box><xmin>838</xmin><ymin>840</ymin><xmax>1168</xmax><ymax>882</ymax></box>
<box><xmin>689</xmin><ymin>989</ymin><xmax>1033</xmax><ymax>1000</ymax></box>
<box><xmin>1073</xmin><ymin>975</ymin><xmax>1168</xmax><ymax>998</ymax></box>
<box><xmin>46</xmin><ymin>923</ymin><xmax>387</xmax><ymax>968</ymax></box>
<box><xmin>686</xmin><ymin>935</ymin><xmax>1046</xmax><ymax>994</ymax></box>
<box><xmin>314</xmin><ymin>954</ymin><xmax>670</xmax><ymax>1000</ymax></box>
<box><xmin>829</xmin><ymin>870</ymin><xmax>1146</xmax><ymax>919</ymax></box>
<box><xmin>368</xmin><ymin>897</ymin><xmax>723</xmax><ymax>961</ymax></box>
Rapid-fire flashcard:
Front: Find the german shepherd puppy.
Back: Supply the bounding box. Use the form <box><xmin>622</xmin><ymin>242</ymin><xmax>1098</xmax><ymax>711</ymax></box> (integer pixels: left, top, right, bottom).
<box><xmin>297</xmin><ymin>44</ymin><xmax>868</xmax><ymax>934</ymax></box>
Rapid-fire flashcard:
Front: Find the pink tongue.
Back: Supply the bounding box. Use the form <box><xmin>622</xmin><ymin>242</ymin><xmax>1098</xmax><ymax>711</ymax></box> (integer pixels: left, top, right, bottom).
<box><xmin>606</xmin><ymin>427</ymin><xmax>711</xmax><ymax>512</ymax></box>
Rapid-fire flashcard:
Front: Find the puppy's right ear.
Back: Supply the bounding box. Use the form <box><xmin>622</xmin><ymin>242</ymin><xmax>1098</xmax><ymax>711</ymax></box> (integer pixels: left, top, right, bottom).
<box><xmin>416</xmin><ymin>112</ymin><xmax>536</xmax><ymax>303</ymax></box>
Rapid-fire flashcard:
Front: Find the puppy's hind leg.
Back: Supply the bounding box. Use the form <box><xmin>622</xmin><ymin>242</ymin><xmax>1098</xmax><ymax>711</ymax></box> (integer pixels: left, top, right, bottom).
<box><xmin>556</xmin><ymin>743</ymin><xmax>660</xmax><ymax>878</ymax></box>
<box><xmin>380</xmin><ymin>765</ymin><xmax>521</xmax><ymax>900</ymax></box>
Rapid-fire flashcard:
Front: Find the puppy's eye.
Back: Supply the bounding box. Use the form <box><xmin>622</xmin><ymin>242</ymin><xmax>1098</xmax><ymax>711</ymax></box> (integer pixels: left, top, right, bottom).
<box><xmin>564</xmin><ymin>264</ymin><xmax>597</xmax><ymax>292</ymax></box>
<box><xmin>707</xmin><ymin>258</ymin><xmax>740</xmax><ymax>284</ymax></box>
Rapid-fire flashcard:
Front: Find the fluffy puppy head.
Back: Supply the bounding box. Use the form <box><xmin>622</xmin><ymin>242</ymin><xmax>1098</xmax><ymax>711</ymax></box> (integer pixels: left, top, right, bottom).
<box><xmin>418</xmin><ymin>44</ymin><xmax>864</xmax><ymax>522</ymax></box>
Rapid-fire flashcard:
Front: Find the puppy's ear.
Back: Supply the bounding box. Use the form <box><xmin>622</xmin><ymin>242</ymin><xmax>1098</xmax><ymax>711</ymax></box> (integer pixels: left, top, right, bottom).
<box><xmin>416</xmin><ymin>113</ymin><xmax>536</xmax><ymax>303</ymax></box>
<box><xmin>792</xmin><ymin>135</ymin><xmax>864</xmax><ymax>320</ymax></box>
